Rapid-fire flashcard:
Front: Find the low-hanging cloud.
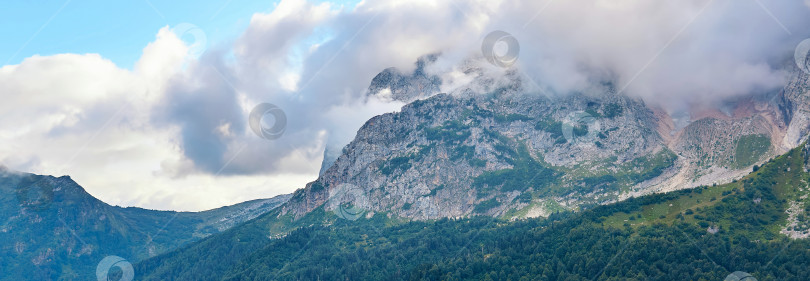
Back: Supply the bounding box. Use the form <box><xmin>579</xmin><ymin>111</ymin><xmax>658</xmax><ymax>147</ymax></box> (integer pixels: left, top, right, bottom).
<box><xmin>501</xmin><ymin>0</ymin><xmax>810</xmax><ymax>107</ymax></box>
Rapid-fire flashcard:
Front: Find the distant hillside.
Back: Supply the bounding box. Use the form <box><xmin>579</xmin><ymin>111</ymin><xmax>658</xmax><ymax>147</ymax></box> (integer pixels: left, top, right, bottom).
<box><xmin>0</xmin><ymin>168</ymin><xmax>289</xmax><ymax>281</ymax></box>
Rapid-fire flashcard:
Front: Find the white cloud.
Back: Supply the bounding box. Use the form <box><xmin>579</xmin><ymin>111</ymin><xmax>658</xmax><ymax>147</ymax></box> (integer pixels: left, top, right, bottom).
<box><xmin>500</xmin><ymin>0</ymin><xmax>809</xmax><ymax>107</ymax></box>
<box><xmin>0</xmin><ymin>27</ymin><xmax>317</xmax><ymax>211</ymax></box>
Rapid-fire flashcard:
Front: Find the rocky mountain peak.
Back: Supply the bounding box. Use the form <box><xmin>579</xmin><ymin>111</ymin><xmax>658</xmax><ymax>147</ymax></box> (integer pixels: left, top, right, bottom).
<box><xmin>286</xmin><ymin>58</ymin><xmax>810</xmax><ymax>221</ymax></box>
<box><xmin>367</xmin><ymin>54</ymin><xmax>442</xmax><ymax>103</ymax></box>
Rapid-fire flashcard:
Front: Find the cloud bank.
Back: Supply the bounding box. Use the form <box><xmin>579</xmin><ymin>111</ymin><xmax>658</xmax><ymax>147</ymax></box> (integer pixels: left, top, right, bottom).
<box><xmin>2</xmin><ymin>0</ymin><xmax>809</xmax><ymax>211</ymax></box>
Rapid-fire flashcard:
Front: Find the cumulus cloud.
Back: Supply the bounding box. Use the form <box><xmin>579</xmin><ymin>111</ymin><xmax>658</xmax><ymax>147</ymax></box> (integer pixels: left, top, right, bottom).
<box><xmin>2</xmin><ymin>0</ymin><xmax>810</xmax><ymax>211</ymax></box>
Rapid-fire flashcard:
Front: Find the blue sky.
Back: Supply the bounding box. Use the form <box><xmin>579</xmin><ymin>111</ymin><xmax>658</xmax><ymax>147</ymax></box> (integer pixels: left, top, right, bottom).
<box><xmin>0</xmin><ymin>0</ymin><xmax>358</xmax><ymax>69</ymax></box>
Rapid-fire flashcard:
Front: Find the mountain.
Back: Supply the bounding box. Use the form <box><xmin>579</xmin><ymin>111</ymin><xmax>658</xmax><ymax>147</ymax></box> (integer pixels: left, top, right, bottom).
<box><xmin>287</xmin><ymin>63</ymin><xmax>809</xmax><ymax>221</ymax></box>
<box><xmin>134</xmin><ymin>62</ymin><xmax>810</xmax><ymax>280</ymax></box>
<box><xmin>136</xmin><ymin>133</ymin><xmax>810</xmax><ymax>280</ymax></box>
<box><xmin>0</xmin><ymin>168</ymin><xmax>290</xmax><ymax>281</ymax></box>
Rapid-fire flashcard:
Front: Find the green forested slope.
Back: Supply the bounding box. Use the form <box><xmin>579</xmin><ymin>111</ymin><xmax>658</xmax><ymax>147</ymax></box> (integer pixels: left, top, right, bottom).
<box><xmin>136</xmin><ymin>143</ymin><xmax>810</xmax><ymax>280</ymax></box>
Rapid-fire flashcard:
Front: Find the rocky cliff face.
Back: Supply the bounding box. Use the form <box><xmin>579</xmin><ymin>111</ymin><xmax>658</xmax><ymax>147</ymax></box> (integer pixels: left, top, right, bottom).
<box><xmin>366</xmin><ymin>54</ymin><xmax>442</xmax><ymax>103</ymax></box>
<box><xmin>283</xmin><ymin>60</ymin><xmax>810</xmax><ymax>221</ymax></box>
<box><xmin>648</xmin><ymin>66</ymin><xmax>810</xmax><ymax>195</ymax></box>
<box><xmin>780</xmin><ymin>68</ymin><xmax>810</xmax><ymax>148</ymax></box>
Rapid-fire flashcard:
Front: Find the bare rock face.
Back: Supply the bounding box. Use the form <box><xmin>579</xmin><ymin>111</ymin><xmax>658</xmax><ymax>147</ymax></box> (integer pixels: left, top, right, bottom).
<box><xmin>652</xmin><ymin>98</ymin><xmax>787</xmax><ymax>194</ymax></box>
<box><xmin>780</xmin><ymin>68</ymin><xmax>810</xmax><ymax>149</ymax></box>
<box><xmin>283</xmin><ymin>63</ymin><xmax>810</xmax><ymax>221</ymax></box>
<box><xmin>366</xmin><ymin>54</ymin><xmax>442</xmax><ymax>103</ymax></box>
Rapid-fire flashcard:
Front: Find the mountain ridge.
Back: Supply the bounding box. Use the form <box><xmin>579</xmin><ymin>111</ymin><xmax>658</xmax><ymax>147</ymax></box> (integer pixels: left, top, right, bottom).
<box><xmin>0</xmin><ymin>168</ymin><xmax>290</xmax><ymax>280</ymax></box>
